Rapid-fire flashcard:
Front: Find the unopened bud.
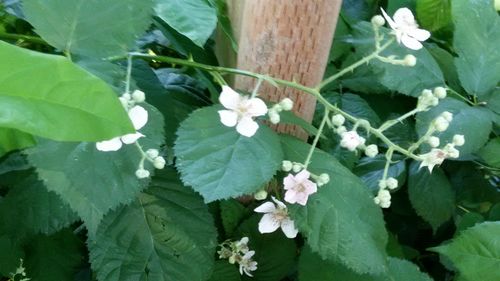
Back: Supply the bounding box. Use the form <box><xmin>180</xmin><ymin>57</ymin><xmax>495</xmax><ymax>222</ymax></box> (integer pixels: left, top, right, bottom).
<box><xmin>441</xmin><ymin>111</ymin><xmax>453</xmax><ymax>122</ymax></box>
<box><xmin>378</xmin><ymin>180</ymin><xmax>387</xmax><ymax>189</ymax></box>
<box><xmin>279</xmin><ymin>98</ymin><xmax>294</xmax><ymax>111</ymax></box>
<box><xmin>364</xmin><ymin>144</ymin><xmax>379</xmax><ymax>158</ymax></box>
<box><xmin>132</xmin><ymin>90</ymin><xmax>146</xmax><ymax>103</ymax></box>
<box><xmin>434</xmin><ymin>116</ymin><xmax>449</xmax><ymax>132</ymax></box>
<box><xmin>386</xmin><ymin>177</ymin><xmax>398</xmax><ymax>190</ymax></box>
<box><xmin>336</xmin><ymin>126</ymin><xmax>347</xmax><ymax>134</ymax></box>
<box><xmin>452</xmin><ymin>134</ymin><xmax>465</xmax><ymax>146</ymax></box>
<box><xmin>254</xmin><ymin>189</ymin><xmax>268</xmax><ymax>200</ymax></box>
<box><xmin>404</xmin><ymin>54</ymin><xmax>417</xmax><ymax>66</ymax></box>
<box><xmin>135</xmin><ymin>168</ymin><xmax>150</xmax><ymax>179</ymax></box>
<box><xmin>433</xmin><ymin>87</ymin><xmax>447</xmax><ymax>99</ymax></box>
<box><xmin>146</xmin><ymin>149</ymin><xmax>159</xmax><ymax>159</ymax></box>
<box><xmin>331</xmin><ymin>114</ymin><xmax>345</xmax><ymax>127</ymax></box>
<box><xmin>269</xmin><ymin>111</ymin><xmax>280</xmax><ymax>124</ymax></box>
<box><xmin>427</xmin><ymin>136</ymin><xmax>440</xmax><ymax>148</ymax></box>
<box><xmin>153</xmin><ymin>156</ymin><xmax>166</xmax><ymax>169</ymax></box>
<box><xmin>371</xmin><ymin>15</ymin><xmax>385</xmax><ymax>27</ymax></box>
<box><xmin>282</xmin><ymin>160</ymin><xmax>293</xmax><ymax>172</ymax></box>
<box><xmin>292</xmin><ymin>164</ymin><xmax>302</xmax><ymax>173</ymax></box>
<box><xmin>318</xmin><ymin>173</ymin><xmax>330</xmax><ymax>186</ymax></box>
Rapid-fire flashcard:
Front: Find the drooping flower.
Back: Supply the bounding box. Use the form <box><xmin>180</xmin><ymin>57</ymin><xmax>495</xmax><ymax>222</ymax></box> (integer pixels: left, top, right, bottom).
<box><xmin>283</xmin><ymin>170</ymin><xmax>318</xmax><ymax>205</ymax></box>
<box><xmin>381</xmin><ymin>8</ymin><xmax>431</xmax><ymax>50</ymax></box>
<box><xmin>254</xmin><ymin>197</ymin><xmax>298</xmax><ymax>238</ymax></box>
<box><xmin>96</xmin><ymin>105</ymin><xmax>148</xmax><ymax>151</ymax></box>
<box><xmin>239</xmin><ymin>251</ymin><xmax>258</xmax><ymax>277</ymax></box>
<box><xmin>218</xmin><ymin>85</ymin><xmax>268</xmax><ymax>137</ymax></box>
<box><xmin>340</xmin><ymin>130</ymin><xmax>366</xmax><ymax>151</ymax></box>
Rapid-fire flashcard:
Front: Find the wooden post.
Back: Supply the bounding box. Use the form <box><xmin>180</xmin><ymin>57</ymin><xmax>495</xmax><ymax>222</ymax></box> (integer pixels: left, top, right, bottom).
<box><xmin>222</xmin><ymin>0</ymin><xmax>342</xmax><ymax>139</ymax></box>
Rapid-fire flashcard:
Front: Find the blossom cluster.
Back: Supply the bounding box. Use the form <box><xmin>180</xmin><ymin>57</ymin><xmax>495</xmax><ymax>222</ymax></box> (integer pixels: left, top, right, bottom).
<box><xmin>218</xmin><ymin>237</ymin><xmax>258</xmax><ymax>277</ymax></box>
<box><xmin>331</xmin><ymin>114</ymin><xmax>379</xmax><ymax>158</ymax></box>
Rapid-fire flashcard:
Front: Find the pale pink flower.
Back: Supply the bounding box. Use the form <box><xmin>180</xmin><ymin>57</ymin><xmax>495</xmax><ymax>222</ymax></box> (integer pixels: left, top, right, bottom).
<box><xmin>381</xmin><ymin>8</ymin><xmax>430</xmax><ymax>50</ymax></box>
<box><xmin>418</xmin><ymin>148</ymin><xmax>447</xmax><ymax>172</ymax></box>
<box><xmin>254</xmin><ymin>197</ymin><xmax>298</xmax><ymax>238</ymax></box>
<box><xmin>283</xmin><ymin>170</ymin><xmax>318</xmax><ymax>206</ymax></box>
<box><xmin>340</xmin><ymin>130</ymin><xmax>366</xmax><ymax>151</ymax></box>
<box><xmin>218</xmin><ymin>86</ymin><xmax>268</xmax><ymax>137</ymax></box>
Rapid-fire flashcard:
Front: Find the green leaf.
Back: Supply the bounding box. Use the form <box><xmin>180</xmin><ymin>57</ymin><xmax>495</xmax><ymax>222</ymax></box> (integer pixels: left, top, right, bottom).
<box><xmin>23</xmin><ymin>0</ymin><xmax>153</xmax><ymax>57</ymax></box>
<box><xmin>207</xmin><ymin>0</ymin><xmax>238</xmax><ymax>51</ymax></box>
<box><xmin>353</xmin><ymin>154</ymin><xmax>407</xmax><ymax>191</ymax></box>
<box><xmin>220</xmin><ymin>199</ymin><xmax>248</xmax><ymax>237</ymax></box>
<box><xmin>299</xmin><ymin>246</ymin><xmax>432</xmax><ymax>281</ymax></box>
<box><xmin>24</xmin><ymin>230</ymin><xmax>84</xmax><ymax>281</ymax></box>
<box><xmin>27</xmin><ymin>104</ymin><xmax>165</xmax><ymax>234</ymax></box>
<box><xmin>327</xmin><ymin>93</ymin><xmax>381</xmax><ymax>126</ymax></box>
<box><xmin>0</xmin><ymin>174</ymin><xmax>78</xmax><ymax>237</ymax></box>
<box><xmin>155</xmin><ymin>0</ymin><xmax>217</xmax><ymax>47</ymax></box>
<box><xmin>0</xmin><ymin>235</ymin><xmax>24</xmax><ymax>277</ymax></box>
<box><xmin>0</xmin><ymin>41</ymin><xmax>134</xmax><ymax>141</ymax></box>
<box><xmin>416</xmin><ymin>0</ymin><xmax>452</xmax><ymax>31</ymax></box>
<box><xmin>353</xmin><ymin>22</ymin><xmax>444</xmax><ymax>97</ymax></box>
<box><xmin>452</xmin><ymin>0</ymin><xmax>500</xmax><ymax>98</ymax></box>
<box><xmin>89</xmin><ymin>168</ymin><xmax>217</xmax><ymax>281</ymax></box>
<box><xmin>477</xmin><ymin>138</ymin><xmax>500</xmax><ymax>168</ymax></box>
<box><xmin>279</xmin><ymin>110</ymin><xmax>319</xmax><ymax>137</ymax></box>
<box><xmin>174</xmin><ymin>106</ymin><xmax>283</xmax><ymax>202</ymax></box>
<box><xmin>415</xmin><ymin>99</ymin><xmax>492</xmax><ymax>158</ymax></box>
<box><xmin>408</xmin><ymin>162</ymin><xmax>455</xmax><ymax>231</ymax></box>
<box><xmin>281</xmin><ymin>136</ymin><xmax>388</xmax><ymax>274</ymax></box>
<box><xmin>431</xmin><ymin>221</ymin><xmax>500</xmax><ymax>281</ymax></box>
<box><xmin>455</xmin><ymin>212</ymin><xmax>484</xmax><ymax>232</ymax></box>
<box><xmin>0</xmin><ymin>127</ymin><xmax>35</xmax><ymax>157</ymax></box>
<box><xmin>208</xmin><ymin>261</ymin><xmax>241</xmax><ymax>281</ymax></box>
<box><xmin>236</xmin><ymin>215</ymin><xmax>297</xmax><ymax>281</ymax></box>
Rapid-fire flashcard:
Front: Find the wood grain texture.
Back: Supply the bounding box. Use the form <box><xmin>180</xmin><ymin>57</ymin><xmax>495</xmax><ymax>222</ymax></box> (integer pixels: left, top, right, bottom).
<box><xmin>233</xmin><ymin>0</ymin><xmax>342</xmax><ymax>139</ymax></box>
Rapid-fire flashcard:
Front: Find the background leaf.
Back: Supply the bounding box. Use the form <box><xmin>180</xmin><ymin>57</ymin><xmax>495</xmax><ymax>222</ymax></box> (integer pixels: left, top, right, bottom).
<box><xmin>174</xmin><ymin>106</ymin><xmax>283</xmax><ymax>202</ymax></box>
<box><xmin>0</xmin><ymin>41</ymin><xmax>134</xmax><ymax>141</ymax></box>
<box><xmin>477</xmin><ymin>138</ymin><xmax>500</xmax><ymax>168</ymax></box>
<box><xmin>0</xmin><ymin>127</ymin><xmax>35</xmax><ymax>157</ymax></box>
<box><xmin>89</xmin><ymin>168</ymin><xmax>217</xmax><ymax>281</ymax></box>
<box><xmin>353</xmin><ymin>154</ymin><xmax>407</xmax><ymax>191</ymax></box>
<box><xmin>416</xmin><ymin>0</ymin><xmax>452</xmax><ymax>32</ymax></box>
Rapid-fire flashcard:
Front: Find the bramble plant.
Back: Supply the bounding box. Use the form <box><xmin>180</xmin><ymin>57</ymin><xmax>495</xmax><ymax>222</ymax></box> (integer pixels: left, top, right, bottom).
<box><xmin>0</xmin><ymin>0</ymin><xmax>499</xmax><ymax>281</ymax></box>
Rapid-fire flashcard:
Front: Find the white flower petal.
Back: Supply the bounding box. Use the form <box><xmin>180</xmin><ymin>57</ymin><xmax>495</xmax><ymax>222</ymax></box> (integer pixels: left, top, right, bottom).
<box><xmin>401</xmin><ymin>34</ymin><xmax>423</xmax><ymax>50</ymax></box>
<box><xmin>236</xmin><ymin>117</ymin><xmax>259</xmax><ymax>137</ymax></box>
<box><xmin>380</xmin><ymin>8</ymin><xmax>397</xmax><ymax>29</ymax></box>
<box><xmin>254</xmin><ymin>201</ymin><xmax>276</xmax><ymax>213</ymax></box>
<box><xmin>219</xmin><ymin>85</ymin><xmax>241</xmax><ymax>110</ymax></box>
<box><xmin>121</xmin><ymin>132</ymin><xmax>144</xmax><ymax>144</ymax></box>
<box><xmin>218</xmin><ymin>110</ymin><xmax>238</xmax><ymax>127</ymax></box>
<box><xmin>258</xmin><ymin>213</ymin><xmax>280</xmax><ymax>234</ymax></box>
<box><xmin>411</xmin><ymin>28</ymin><xmax>431</xmax><ymax>41</ymax></box>
<box><xmin>96</xmin><ymin>137</ymin><xmax>122</xmax><ymax>152</ymax></box>
<box><xmin>247</xmin><ymin>98</ymin><xmax>268</xmax><ymax>117</ymax></box>
<box><xmin>271</xmin><ymin>196</ymin><xmax>287</xmax><ymax>209</ymax></box>
<box><xmin>128</xmin><ymin>105</ymin><xmax>148</xmax><ymax>130</ymax></box>
<box><xmin>393</xmin><ymin>7</ymin><xmax>415</xmax><ymax>26</ymax></box>
<box><xmin>281</xmin><ymin>218</ymin><xmax>298</xmax><ymax>238</ymax></box>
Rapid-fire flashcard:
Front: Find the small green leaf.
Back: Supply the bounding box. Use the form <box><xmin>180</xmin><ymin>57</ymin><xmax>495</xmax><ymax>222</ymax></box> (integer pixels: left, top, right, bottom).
<box><xmin>0</xmin><ymin>127</ymin><xmax>35</xmax><ymax>157</ymax></box>
<box><xmin>477</xmin><ymin>138</ymin><xmax>500</xmax><ymax>168</ymax></box>
<box><xmin>0</xmin><ymin>41</ymin><xmax>134</xmax><ymax>141</ymax></box>
<box><xmin>23</xmin><ymin>0</ymin><xmax>154</xmax><ymax>57</ymax></box>
<box><xmin>155</xmin><ymin>0</ymin><xmax>217</xmax><ymax>47</ymax></box>
<box><xmin>416</xmin><ymin>0</ymin><xmax>452</xmax><ymax>31</ymax></box>
<box><xmin>174</xmin><ymin>106</ymin><xmax>283</xmax><ymax>202</ymax></box>
<box><xmin>408</xmin><ymin>162</ymin><xmax>455</xmax><ymax>231</ymax></box>
<box><xmin>416</xmin><ymin>99</ymin><xmax>492</xmax><ymax>158</ymax></box>
<box><xmin>431</xmin><ymin>222</ymin><xmax>500</xmax><ymax>281</ymax></box>
<box><xmin>282</xmin><ymin>136</ymin><xmax>388</xmax><ymax>274</ymax></box>
<box><xmin>452</xmin><ymin>0</ymin><xmax>500</xmax><ymax>98</ymax></box>
<box><xmin>89</xmin><ymin>168</ymin><xmax>217</xmax><ymax>281</ymax></box>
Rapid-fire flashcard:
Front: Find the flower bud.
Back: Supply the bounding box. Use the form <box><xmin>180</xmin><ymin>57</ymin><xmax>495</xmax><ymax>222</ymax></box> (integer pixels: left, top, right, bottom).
<box><xmin>269</xmin><ymin>111</ymin><xmax>280</xmax><ymax>124</ymax></box>
<box><xmin>254</xmin><ymin>189</ymin><xmax>268</xmax><ymax>200</ymax></box>
<box><xmin>378</xmin><ymin>180</ymin><xmax>387</xmax><ymax>189</ymax></box>
<box><xmin>434</xmin><ymin>116</ymin><xmax>449</xmax><ymax>132</ymax></box>
<box><xmin>364</xmin><ymin>144</ymin><xmax>379</xmax><ymax>158</ymax></box>
<box><xmin>282</xmin><ymin>160</ymin><xmax>293</xmax><ymax>172</ymax></box>
<box><xmin>153</xmin><ymin>156</ymin><xmax>166</xmax><ymax>169</ymax></box>
<box><xmin>441</xmin><ymin>111</ymin><xmax>453</xmax><ymax>122</ymax></box>
<box><xmin>135</xmin><ymin>168</ymin><xmax>150</xmax><ymax>179</ymax></box>
<box><xmin>279</xmin><ymin>98</ymin><xmax>294</xmax><ymax>111</ymax></box>
<box><xmin>292</xmin><ymin>164</ymin><xmax>302</xmax><ymax>173</ymax></box>
<box><xmin>336</xmin><ymin>126</ymin><xmax>347</xmax><ymax>134</ymax></box>
<box><xmin>404</xmin><ymin>54</ymin><xmax>417</xmax><ymax>66</ymax></box>
<box><xmin>427</xmin><ymin>136</ymin><xmax>440</xmax><ymax>148</ymax></box>
<box><xmin>121</xmin><ymin>93</ymin><xmax>131</xmax><ymax>100</ymax></box>
<box><xmin>146</xmin><ymin>149</ymin><xmax>159</xmax><ymax>159</ymax></box>
<box><xmin>386</xmin><ymin>177</ymin><xmax>398</xmax><ymax>190</ymax></box>
<box><xmin>380</xmin><ymin>200</ymin><xmax>391</xmax><ymax>208</ymax></box>
<box><xmin>371</xmin><ymin>15</ymin><xmax>385</xmax><ymax>27</ymax></box>
<box><xmin>119</xmin><ymin>97</ymin><xmax>129</xmax><ymax>108</ymax></box>
<box><xmin>331</xmin><ymin>114</ymin><xmax>345</xmax><ymax>127</ymax></box>
<box><xmin>452</xmin><ymin>134</ymin><xmax>465</xmax><ymax>146</ymax></box>
<box><xmin>374</xmin><ymin>197</ymin><xmax>381</xmax><ymax>205</ymax></box>
<box><xmin>448</xmin><ymin>148</ymin><xmax>460</xmax><ymax>159</ymax></box>
<box><xmin>378</xmin><ymin>189</ymin><xmax>391</xmax><ymax>201</ymax></box>
<box><xmin>132</xmin><ymin>90</ymin><xmax>146</xmax><ymax>103</ymax></box>
<box><xmin>433</xmin><ymin>87</ymin><xmax>447</xmax><ymax>99</ymax></box>
<box><xmin>318</xmin><ymin>173</ymin><xmax>330</xmax><ymax>185</ymax></box>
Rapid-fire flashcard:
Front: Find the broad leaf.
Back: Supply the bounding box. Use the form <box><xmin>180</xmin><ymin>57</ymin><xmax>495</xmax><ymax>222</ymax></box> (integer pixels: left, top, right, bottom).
<box><xmin>282</xmin><ymin>136</ymin><xmax>388</xmax><ymax>274</ymax></box>
<box><xmin>0</xmin><ymin>41</ymin><xmax>134</xmax><ymax>141</ymax></box>
<box><xmin>353</xmin><ymin>154</ymin><xmax>407</xmax><ymax>191</ymax></box>
<box><xmin>23</xmin><ymin>0</ymin><xmax>154</xmax><ymax>57</ymax></box>
<box><xmin>431</xmin><ymin>222</ymin><xmax>500</xmax><ymax>281</ymax></box>
<box><xmin>477</xmin><ymin>138</ymin><xmax>500</xmax><ymax>168</ymax></box>
<box><xmin>453</xmin><ymin>0</ymin><xmax>500</xmax><ymax>98</ymax></box>
<box><xmin>89</xmin><ymin>168</ymin><xmax>217</xmax><ymax>281</ymax></box>
<box><xmin>220</xmin><ymin>199</ymin><xmax>248</xmax><ymax>237</ymax></box>
<box><xmin>0</xmin><ymin>235</ymin><xmax>24</xmax><ymax>277</ymax></box>
<box><xmin>155</xmin><ymin>0</ymin><xmax>217</xmax><ymax>47</ymax></box>
<box><xmin>27</xmin><ymin>104</ymin><xmax>164</xmax><ymax>234</ymax></box>
<box><xmin>408</xmin><ymin>162</ymin><xmax>455</xmax><ymax>231</ymax></box>
<box><xmin>415</xmin><ymin>99</ymin><xmax>492</xmax><ymax>159</ymax></box>
<box><xmin>174</xmin><ymin>106</ymin><xmax>283</xmax><ymax>202</ymax></box>
<box><xmin>0</xmin><ymin>127</ymin><xmax>35</xmax><ymax>157</ymax></box>
<box><xmin>208</xmin><ymin>261</ymin><xmax>241</xmax><ymax>281</ymax></box>
<box><xmin>24</xmin><ymin>230</ymin><xmax>84</xmax><ymax>281</ymax></box>
<box><xmin>299</xmin><ymin>246</ymin><xmax>432</xmax><ymax>281</ymax></box>
<box><xmin>416</xmin><ymin>0</ymin><xmax>452</xmax><ymax>31</ymax></box>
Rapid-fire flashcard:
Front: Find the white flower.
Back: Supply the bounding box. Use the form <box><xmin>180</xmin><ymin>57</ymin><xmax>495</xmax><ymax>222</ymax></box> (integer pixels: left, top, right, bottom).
<box><xmin>239</xmin><ymin>251</ymin><xmax>258</xmax><ymax>277</ymax></box>
<box><xmin>381</xmin><ymin>8</ymin><xmax>431</xmax><ymax>50</ymax></box>
<box><xmin>218</xmin><ymin>86</ymin><xmax>268</xmax><ymax>137</ymax></box>
<box><xmin>96</xmin><ymin>105</ymin><xmax>148</xmax><ymax>151</ymax></box>
<box><xmin>254</xmin><ymin>197</ymin><xmax>298</xmax><ymax>238</ymax></box>
<box><xmin>331</xmin><ymin>114</ymin><xmax>345</xmax><ymax>127</ymax></box>
<box><xmin>283</xmin><ymin>170</ymin><xmax>318</xmax><ymax>205</ymax></box>
<box><xmin>235</xmin><ymin>237</ymin><xmax>250</xmax><ymax>254</ymax></box>
<box><xmin>418</xmin><ymin>148</ymin><xmax>447</xmax><ymax>172</ymax></box>
<box><xmin>452</xmin><ymin>134</ymin><xmax>465</xmax><ymax>146</ymax></box>
<box><xmin>365</xmin><ymin>144</ymin><xmax>379</xmax><ymax>157</ymax></box>
<box><xmin>340</xmin><ymin>130</ymin><xmax>366</xmax><ymax>151</ymax></box>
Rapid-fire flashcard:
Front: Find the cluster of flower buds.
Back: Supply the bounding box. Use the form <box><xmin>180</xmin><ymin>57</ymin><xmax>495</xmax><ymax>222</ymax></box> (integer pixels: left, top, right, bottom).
<box><xmin>268</xmin><ymin>98</ymin><xmax>294</xmax><ymax>124</ymax></box>
<box><xmin>416</xmin><ymin>87</ymin><xmax>447</xmax><ymax>112</ymax></box>
<box><xmin>119</xmin><ymin>89</ymin><xmax>146</xmax><ymax>108</ymax></box>
<box><xmin>134</xmin><ymin>149</ymin><xmax>167</xmax><ymax>179</ymax></box>
<box><xmin>374</xmin><ymin>177</ymin><xmax>398</xmax><ymax>208</ymax></box>
<box><xmin>419</xmin><ymin>134</ymin><xmax>464</xmax><ymax>172</ymax></box>
<box><xmin>218</xmin><ymin>237</ymin><xmax>258</xmax><ymax>277</ymax></box>
<box><xmin>330</xmin><ymin>114</ymin><xmax>379</xmax><ymax>157</ymax></box>
<box><xmin>280</xmin><ymin>160</ymin><xmax>327</xmax><ymax>205</ymax></box>
<box><xmin>282</xmin><ymin>160</ymin><xmax>329</xmax><ymax>186</ymax></box>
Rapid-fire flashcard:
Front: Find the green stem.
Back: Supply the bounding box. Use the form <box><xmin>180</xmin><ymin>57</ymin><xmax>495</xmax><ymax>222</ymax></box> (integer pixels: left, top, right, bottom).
<box><xmin>125</xmin><ymin>54</ymin><xmax>133</xmax><ymax>94</ymax></box>
<box><xmin>447</xmin><ymin>87</ymin><xmax>475</xmax><ymax>106</ymax></box>
<box><xmin>251</xmin><ymin>77</ymin><xmax>264</xmax><ymax>98</ymax></box>
<box><xmin>408</xmin><ymin>125</ymin><xmax>435</xmax><ymax>154</ymax></box>
<box><xmin>382</xmin><ymin>148</ymin><xmax>395</xmax><ymax>180</ymax></box>
<box><xmin>0</xmin><ymin>32</ymin><xmax>48</xmax><ymax>45</ymax></box>
<box><xmin>304</xmin><ymin>109</ymin><xmax>329</xmax><ymax>169</ymax></box>
<box><xmin>378</xmin><ymin>108</ymin><xmax>420</xmax><ymax>132</ymax></box>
